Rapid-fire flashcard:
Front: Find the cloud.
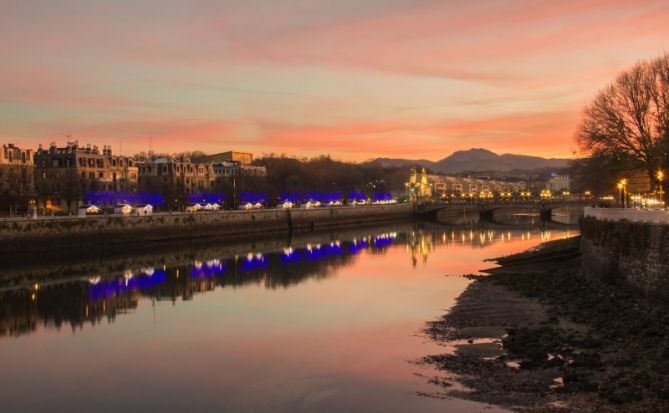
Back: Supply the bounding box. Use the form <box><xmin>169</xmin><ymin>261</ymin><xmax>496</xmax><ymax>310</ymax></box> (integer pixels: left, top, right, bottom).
<box><xmin>0</xmin><ymin>0</ymin><xmax>667</xmax><ymax>160</ymax></box>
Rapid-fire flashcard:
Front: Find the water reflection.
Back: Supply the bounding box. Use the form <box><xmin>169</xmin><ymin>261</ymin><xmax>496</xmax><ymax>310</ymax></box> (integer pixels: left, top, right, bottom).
<box><xmin>0</xmin><ymin>232</ymin><xmax>399</xmax><ymax>338</ymax></box>
<box><xmin>0</xmin><ymin>225</ymin><xmax>574</xmax><ymax>340</ymax></box>
<box><xmin>407</xmin><ymin>224</ymin><xmax>574</xmax><ymax>266</ymax></box>
<box><xmin>0</xmin><ymin>222</ymin><xmax>578</xmax><ymax>413</ymax></box>
<box><xmin>494</xmin><ymin>212</ymin><xmax>541</xmax><ymax>226</ymax></box>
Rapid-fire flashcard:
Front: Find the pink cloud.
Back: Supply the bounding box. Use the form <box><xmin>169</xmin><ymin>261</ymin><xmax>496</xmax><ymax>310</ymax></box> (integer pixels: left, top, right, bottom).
<box><xmin>216</xmin><ymin>0</ymin><xmax>669</xmax><ymax>86</ymax></box>
<box><xmin>0</xmin><ymin>1</ymin><xmax>667</xmax><ymax>160</ymax></box>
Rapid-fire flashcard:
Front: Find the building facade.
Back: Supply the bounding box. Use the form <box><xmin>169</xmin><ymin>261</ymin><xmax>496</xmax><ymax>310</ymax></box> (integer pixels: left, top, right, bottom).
<box><xmin>546</xmin><ymin>174</ymin><xmax>570</xmax><ymax>193</ymax></box>
<box><xmin>407</xmin><ymin>167</ymin><xmax>432</xmax><ymax>200</ymax></box>
<box><xmin>0</xmin><ymin>144</ymin><xmax>36</xmax><ymax>215</ymax></box>
<box><xmin>138</xmin><ymin>157</ymin><xmax>216</xmax><ymax>196</ymax></box>
<box><xmin>204</xmin><ymin>151</ymin><xmax>254</xmax><ymax>165</ymax></box>
<box><xmin>138</xmin><ymin>156</ymin><xmax>267</xmax><ymax>200</ymax></box>
<box><xmin>427</xmin><ymin>174</ymin><xmax>527</xmax><ymax>198</ymax></box>
<box><xmin>34</xmin><ymin>141</ymin><xmax>138</xmax><ymax>212</ymax></box>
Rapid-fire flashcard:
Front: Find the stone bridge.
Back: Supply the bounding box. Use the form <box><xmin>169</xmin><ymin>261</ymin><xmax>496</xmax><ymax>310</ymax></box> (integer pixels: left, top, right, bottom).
<box><xmin>414</xmin><ymin>200</ymin><xmax>593</xmax><ymax>222</ymax></box>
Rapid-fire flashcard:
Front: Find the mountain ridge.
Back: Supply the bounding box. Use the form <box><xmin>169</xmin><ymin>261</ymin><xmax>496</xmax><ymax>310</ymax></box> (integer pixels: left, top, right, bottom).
<box><xmin>367</xmin><ymin>148</ymin><xmax>570</xmax><ymax>173</ymax></box>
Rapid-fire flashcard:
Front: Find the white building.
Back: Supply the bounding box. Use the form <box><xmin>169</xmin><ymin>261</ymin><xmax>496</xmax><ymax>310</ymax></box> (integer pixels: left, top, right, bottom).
<box><xmin>547</xmin><ymin>175</ymin><xmax>570</xmax><ymax>192</ymax></box>
<box><xmin>427</xmin><ymin>174</ymin><xmax>527</xmax><ymax>197</ymax></box>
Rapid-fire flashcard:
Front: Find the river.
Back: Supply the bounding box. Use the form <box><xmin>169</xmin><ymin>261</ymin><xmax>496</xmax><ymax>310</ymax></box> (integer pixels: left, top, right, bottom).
<box><xmin>0</xmin><ymin>222</ymin><xmax>576</xmax><ymax>413</ymax></box>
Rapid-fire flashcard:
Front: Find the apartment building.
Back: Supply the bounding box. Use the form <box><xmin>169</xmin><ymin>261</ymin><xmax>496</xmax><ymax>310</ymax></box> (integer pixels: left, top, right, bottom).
<box><xmin>427</xmin><ymin>174</ymin><xmax>527</xmax><ymax>197</ymax></box>
<box><xmin>34</xmin><ymin>141</ymin><xmax>138</xmax><ymax>212</ymax></box>
<box><xmin>0</xmin><ymin>144</ymin><xmax>36</xmax><ymax>215</ymax></box>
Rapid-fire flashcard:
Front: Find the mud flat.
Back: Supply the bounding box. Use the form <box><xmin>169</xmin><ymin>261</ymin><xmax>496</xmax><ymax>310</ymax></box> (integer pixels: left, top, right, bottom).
<box><xmin>422</xmin><ymin>236</ymin><xmax>669</xmax><ymax>413</ymax></box>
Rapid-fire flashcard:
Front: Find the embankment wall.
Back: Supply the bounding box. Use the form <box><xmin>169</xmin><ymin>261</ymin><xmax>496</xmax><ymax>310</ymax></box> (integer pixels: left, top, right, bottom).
<box><xmin>0</xmin><ymin>204</ymin><xmax>413</xmax><ymax>254</ymax></box>
<box><xmin>580</xmin><ymin>216</ymin><xmax>669</xmax><ymax>299</ymax></box>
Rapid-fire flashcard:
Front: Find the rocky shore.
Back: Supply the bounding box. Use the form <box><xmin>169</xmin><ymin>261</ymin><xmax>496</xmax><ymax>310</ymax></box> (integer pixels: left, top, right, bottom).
<box><xmin>422</xmin><ymin>236</ymin><xmax>669</xmax><ymax>412</ymax></box>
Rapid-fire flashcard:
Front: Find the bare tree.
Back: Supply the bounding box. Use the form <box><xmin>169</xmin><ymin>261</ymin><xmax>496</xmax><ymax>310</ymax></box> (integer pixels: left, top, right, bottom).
<box><xmin>577</xmin><ymin>54</ymin><xmax>669</xmax><ymax>187</ymax></box>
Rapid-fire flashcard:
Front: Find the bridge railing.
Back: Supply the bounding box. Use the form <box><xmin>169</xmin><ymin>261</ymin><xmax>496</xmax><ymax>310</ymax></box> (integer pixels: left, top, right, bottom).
<box><xmin>584</xmin><ymin>207</ymin><xmax>669</xmax><ymax>224</ymax></box>
<box><xmin>416</xmin><ymin>199</ymin><xmax>590</xmax><ymax>208</ymax></box>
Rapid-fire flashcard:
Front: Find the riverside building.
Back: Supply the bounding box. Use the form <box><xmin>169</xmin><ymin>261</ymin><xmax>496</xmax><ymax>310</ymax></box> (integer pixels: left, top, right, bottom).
<box><xmin>138</xmin><ymin>153</ymin><xmax>267</xmax><ymax>195</ymax></box>
<box><xmin>34</xmin><ymin>141</ymin><xmax>138</xmax><ymax>213</ymax></box>
<box><xmin>427</xmin><ymin>174</ymin><xmax>527</xmax><ymax>198</ymax></box>
<box><xmin>0</xmin><ymin>144</ymin><xmax>36</xmax><ymax>215</ymax></box>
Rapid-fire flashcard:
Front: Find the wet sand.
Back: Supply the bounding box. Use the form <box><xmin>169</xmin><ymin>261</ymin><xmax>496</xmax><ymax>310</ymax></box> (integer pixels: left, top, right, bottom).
<box><xmin>422</xmin><ymin>236</ymin><xmax>669</xmax><ymax>412</ymax></box>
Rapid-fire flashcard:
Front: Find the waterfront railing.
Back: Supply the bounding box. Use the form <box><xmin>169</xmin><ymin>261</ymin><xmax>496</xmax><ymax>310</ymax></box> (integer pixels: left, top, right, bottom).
<box><xmin>584</xmin><ymin>207</ymin><xmax>669</xmax><ymax>224</ymax></box>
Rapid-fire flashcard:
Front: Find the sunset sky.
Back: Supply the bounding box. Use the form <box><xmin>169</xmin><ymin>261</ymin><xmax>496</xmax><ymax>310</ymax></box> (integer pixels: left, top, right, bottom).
<box><xmin>1</xmin><ymin>0</ymin><xmax>668</xmax><ymax>161</ymax></box>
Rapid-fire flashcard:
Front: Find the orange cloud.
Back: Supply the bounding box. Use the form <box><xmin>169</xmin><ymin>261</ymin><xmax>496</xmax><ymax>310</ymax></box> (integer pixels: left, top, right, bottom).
<box><xmin>1</xmin><ymin>1</ymin><xmax>667</xmax><ymax>160</ymax></box>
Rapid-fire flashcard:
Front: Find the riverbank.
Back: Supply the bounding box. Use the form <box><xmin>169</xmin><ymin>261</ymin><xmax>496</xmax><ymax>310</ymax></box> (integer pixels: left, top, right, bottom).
<box><xmin>0</xmin><ymin>204</ymin><xmax>412</xmax><ymax>256</ymax></box>
<box><xmin>422</xmin><ymin>236</ymin><xmax>669</xmax><ymax>412</ymax></box>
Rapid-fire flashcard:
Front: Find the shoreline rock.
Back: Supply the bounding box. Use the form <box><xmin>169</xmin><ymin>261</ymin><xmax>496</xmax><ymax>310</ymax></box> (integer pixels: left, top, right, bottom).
<box><xmin>421</xmin><ymin>236</ymin><xmax>669</xmax><ymax>412</ymax></box>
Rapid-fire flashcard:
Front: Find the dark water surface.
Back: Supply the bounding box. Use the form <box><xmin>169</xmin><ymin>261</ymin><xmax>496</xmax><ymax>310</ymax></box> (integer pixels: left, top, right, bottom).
<box><xmin>0</xmin><ymin>223</ymin><xmax>575</xmax><ymax>413</ymax></box>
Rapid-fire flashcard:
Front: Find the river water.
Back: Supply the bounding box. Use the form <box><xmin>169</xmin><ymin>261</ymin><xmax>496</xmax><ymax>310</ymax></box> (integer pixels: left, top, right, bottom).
<box><xmin>0</xmin><ymin>222</ymin><xmax>575</xmax><ymax>413</ymax></box>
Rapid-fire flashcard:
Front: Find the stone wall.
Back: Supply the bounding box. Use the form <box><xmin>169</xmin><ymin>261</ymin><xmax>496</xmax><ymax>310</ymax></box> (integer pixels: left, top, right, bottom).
<box><xmin>0</xmin><ymin>204</ymin><xmax>413</xmax><ymax>254</ymax></box>
<box><xmin>580</xmin><ymin>216</ymin><xmax>669</xmax><ymax>299</ymax></box>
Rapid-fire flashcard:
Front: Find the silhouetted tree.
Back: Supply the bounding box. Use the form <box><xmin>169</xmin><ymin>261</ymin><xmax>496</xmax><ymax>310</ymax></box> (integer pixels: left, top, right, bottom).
<box><xmin>577</xmin><ymin>54</ymin><xmax>669</xmax><ymax>188</ymax></box>
<box><xmin>253</xmin><ymin>155</ymin><xmax>411</xmax><ymax>197</ymax></box>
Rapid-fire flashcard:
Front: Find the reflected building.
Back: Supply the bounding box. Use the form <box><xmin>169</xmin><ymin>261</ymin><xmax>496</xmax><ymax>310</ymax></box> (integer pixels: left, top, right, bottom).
<box><xmin>408</xmin><ymin>229</ymin><xmax>434</xmax><ymax>267</ymax></box>
<box><xmin>405</xmin><ymin>223</ymin><xmax>570</xmax><ymax>264</ymax></box>
<box><xmin>0</xmin><ymin>224</ymin><xmax>575</xmax><ymax>339</ymax></box>
<box><xmin>0</xmin><ymin>231</ymin><xmax>398</xmax><ymax>338</ymax></box>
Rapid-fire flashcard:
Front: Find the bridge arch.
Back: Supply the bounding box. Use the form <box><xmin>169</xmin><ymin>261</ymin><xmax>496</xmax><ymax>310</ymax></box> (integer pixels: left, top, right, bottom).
<box><xmin>415</xmin><ymin>201</ymin><xmax>591</xmax><ymax>223</ymax></box>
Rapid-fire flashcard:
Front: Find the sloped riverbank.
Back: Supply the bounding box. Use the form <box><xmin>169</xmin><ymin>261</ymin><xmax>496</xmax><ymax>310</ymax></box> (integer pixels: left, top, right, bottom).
<box><xmin>422</xmin><ymin>236</ymin><xmax>669</xmax><ymax>412</ymax></box>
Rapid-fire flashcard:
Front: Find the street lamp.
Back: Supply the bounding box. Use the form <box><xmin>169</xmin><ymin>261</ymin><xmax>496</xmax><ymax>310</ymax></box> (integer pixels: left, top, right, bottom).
<box><xmin>657</xmin><ymin>169</ymin><xmax>665</xmax><ymax>203</ymax></box>
<box><xmin>618</xmin><ymin>179</ymin><xmax>628</xmax><ymax>208</ymax></box>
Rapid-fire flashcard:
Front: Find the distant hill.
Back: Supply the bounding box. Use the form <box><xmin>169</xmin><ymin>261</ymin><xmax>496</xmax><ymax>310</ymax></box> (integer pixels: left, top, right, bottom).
<box><xmin>367</xmin><ymin>148</ymin><xmax>569</xmax><ymax>174</ymax></box>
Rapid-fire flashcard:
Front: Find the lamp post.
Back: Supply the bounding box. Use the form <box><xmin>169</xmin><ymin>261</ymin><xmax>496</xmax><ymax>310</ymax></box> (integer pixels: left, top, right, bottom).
<box><xmin>618</xmin><ymin>179</ymin><xmax>628</xmax><ymax>208</ymax></box>
<box><xmin>657</xmin><ymin>170</ymin><xmax>665</xmax><ymax>204</ymax></box>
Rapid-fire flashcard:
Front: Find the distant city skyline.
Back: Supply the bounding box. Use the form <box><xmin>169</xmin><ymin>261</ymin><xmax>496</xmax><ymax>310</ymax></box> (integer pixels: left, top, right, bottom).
<box><xmin>1</xmin><ymin>0</ymin><xmax>668</xmax><ymax>161</ymax></box>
